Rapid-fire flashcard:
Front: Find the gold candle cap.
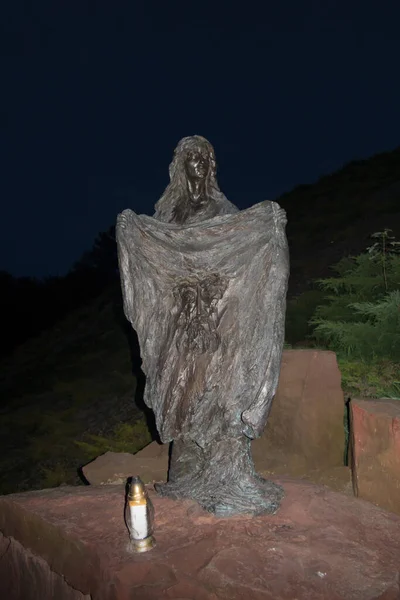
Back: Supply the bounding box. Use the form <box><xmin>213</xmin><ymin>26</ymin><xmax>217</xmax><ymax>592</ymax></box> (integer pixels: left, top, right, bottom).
<box><xmin>128</xmin><ymin>476</ymin><xmax>145</xmax><ymax>501</ymax></box>
<box><xmin>130</xmin><ymin>537</ymin><xmax>155</xmax><ymax>553</ymax></box>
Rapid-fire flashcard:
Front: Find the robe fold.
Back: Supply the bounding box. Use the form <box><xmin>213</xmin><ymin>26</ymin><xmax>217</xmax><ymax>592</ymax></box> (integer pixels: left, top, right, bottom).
<box><xmin>116</xmin><ymin>200</ymin><xmax>289</xmax><ymax>447</ymax></box>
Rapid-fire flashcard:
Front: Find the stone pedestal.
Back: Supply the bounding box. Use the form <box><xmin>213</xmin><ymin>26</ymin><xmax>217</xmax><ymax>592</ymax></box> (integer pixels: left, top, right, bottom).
<box><xmin>1</xmin><ymin>481</ymin><xmax>400</xmax><ymax>599</ymax></box>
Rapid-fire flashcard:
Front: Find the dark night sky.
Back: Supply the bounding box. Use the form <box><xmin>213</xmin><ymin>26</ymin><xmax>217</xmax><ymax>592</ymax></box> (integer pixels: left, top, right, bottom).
<box><xmin>1</xmin><ymin>1</ymin><xmax>400</xmax><ymax>278</ymax></box>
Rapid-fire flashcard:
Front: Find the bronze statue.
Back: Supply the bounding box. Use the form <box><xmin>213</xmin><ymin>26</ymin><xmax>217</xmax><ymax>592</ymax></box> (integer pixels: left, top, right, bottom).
<box><xmin>116</xmin><ymin>135</ymin><xmax>289</xmax><ymax>516</ymax></box>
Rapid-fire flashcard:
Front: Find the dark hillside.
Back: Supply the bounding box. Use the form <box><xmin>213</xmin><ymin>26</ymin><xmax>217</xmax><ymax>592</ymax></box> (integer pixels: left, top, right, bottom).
<box><xmin>279</xmin><ymin>146</ymin><xmax>400</xmax><ymax>294</ymax></box>
<box><xmin>0</xmin><ymin>285</ymin><xmax>151</xmax><ymax>494</ymax></box>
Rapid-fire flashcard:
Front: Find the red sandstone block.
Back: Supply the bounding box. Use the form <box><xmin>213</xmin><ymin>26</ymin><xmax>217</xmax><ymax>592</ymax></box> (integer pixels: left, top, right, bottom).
<box><xmin>350</xmin><ymin>397</ymin><xmax>400</xmax><ymax>515</ymax></box>
<box><xmin>1</xmin><ymin>482</ymin><xmax>400</xmax><ymax>599</ymax></box>
<box><xmin>253</xmin><ymin>350</ymin><xmax>345</xmax><ymax>475</ymax></box>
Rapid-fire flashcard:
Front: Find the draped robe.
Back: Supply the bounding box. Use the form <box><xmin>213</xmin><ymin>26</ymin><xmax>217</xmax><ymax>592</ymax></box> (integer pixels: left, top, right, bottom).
<box><xmin>116</xmin><ymin>200</ymin><xmax>289</xmax><ymax>449</ymax></box>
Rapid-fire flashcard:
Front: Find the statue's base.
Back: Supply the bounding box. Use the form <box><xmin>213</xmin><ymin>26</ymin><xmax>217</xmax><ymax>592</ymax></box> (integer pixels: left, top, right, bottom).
<box><xmin>155</xmin><ymin>474</ymin><xmax>284</xmax><ymax>517</ymax></box>
<box><xmin>160</xmin><ymin>433</ymin><xmax>285</xmax><ymax>517</ymax></box>
<box><xmin>1</xmin><ymin>480</ymin><xmax>400</xmax><ymax>600</ymax></box>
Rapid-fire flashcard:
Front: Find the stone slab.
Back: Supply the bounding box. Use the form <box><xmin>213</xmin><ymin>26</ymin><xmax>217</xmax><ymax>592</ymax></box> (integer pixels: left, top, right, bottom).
<box><xmin>253</xmin><ymin>350</ymin><xmax>345</xmax><ymax>474</ymax></box>
<box><xmin>82</xmin><ymin>448</ymin><xmax>169</xmax><ymax>485</ymax></box>
<box><xmin>350</xmin><ymin>397</ymin><xmax>400</xmax><ymax>515</ymax></box>
<box><xmin>1</xmin><ymin>479</ymin><xmax>399</xmax><ymax>599</ymax></box>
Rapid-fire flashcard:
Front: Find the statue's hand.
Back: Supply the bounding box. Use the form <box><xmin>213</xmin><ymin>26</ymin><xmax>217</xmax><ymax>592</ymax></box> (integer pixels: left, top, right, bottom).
<box><xmin>241</xmin><ymin>408</ymin><xmax>267</xmax><ymax>440</ymax></box>
<box><xmin>276</xmin><ymin>207</ymin><xmax>287</xmax><ymax>227</ymax></box>
<box><xmin>241</xmin><ymin>422</ymin><xmax>256</xmax><ymax>439</ymax></box>
<box><xmin>116</xmin><ymin>211</ymin><xmax>130</xmax><ymax>230</ymax></box>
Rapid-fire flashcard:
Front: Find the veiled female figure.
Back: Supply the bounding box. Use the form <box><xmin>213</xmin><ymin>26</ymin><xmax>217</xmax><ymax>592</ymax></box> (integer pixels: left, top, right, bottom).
<box><xmin>116</xmin><ymin>135</ymin><xmax>289</xmax><ymax>516</ymax></box>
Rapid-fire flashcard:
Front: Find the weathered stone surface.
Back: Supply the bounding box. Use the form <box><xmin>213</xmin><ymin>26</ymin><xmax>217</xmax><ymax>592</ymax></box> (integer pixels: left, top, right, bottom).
<box><xmin>253</xmin><ymin>349</ymin><xmax>345</xmax><ymax>475</ymax></box>
<box><xmin>0</xmin><ymin>532</ymin><xmax>90</xmax><ymax>600</ymax></box>
<box><xmin>82</xmin><ymin>447</ymin><xmax>169</xmax><ymax>485</ymax></box>
<box><xmin>350</xmin><ymin>397</ymin><xmax>400</xmax><ymax>515</ymax></box>
<box><xmin>1</xmin><ymin>480</ymin><xmax>399</xmax><ymax>599</ymax></box>
<box><xmin>135</xmin><ymin>441</ymin><xmax>169</xmax><ymax>459</ymax></box>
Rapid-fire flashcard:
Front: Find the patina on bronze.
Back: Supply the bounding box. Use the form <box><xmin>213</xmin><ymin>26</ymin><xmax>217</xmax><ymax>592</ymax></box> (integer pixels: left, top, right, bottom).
<box><xmin>116</xmin><ymin>135</ymin><xmax>289</xmax><ymax>516</ymax></box>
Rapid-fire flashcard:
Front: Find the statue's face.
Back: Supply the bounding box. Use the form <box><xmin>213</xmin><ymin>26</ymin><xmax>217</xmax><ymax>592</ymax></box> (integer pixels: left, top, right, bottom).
<box><xmin>184</xmin><ymin>149</ymin><xmax>209</xmax><ymax>182</ymax></box>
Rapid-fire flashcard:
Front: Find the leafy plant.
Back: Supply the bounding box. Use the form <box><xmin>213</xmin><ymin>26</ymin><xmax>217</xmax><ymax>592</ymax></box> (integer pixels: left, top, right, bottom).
<box><xmin>367</xmin><ymin>228</ymin><xmax>400</xmax><ymax>292</ymax></box>
<box><xmin>312</xmin><ymin>291</ymin><xmax>400</xmax><ymax>360</ymax></box>
<box><xmin>310</xmin><ymin>231</ymin><xmax>400</xmax><ymax>362</ymax></box>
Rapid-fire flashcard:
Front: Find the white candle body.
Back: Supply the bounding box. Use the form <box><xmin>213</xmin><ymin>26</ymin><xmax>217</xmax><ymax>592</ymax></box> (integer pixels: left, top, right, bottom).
<box><xmin>130</xmin><ymin>503</ymin><xmax>148</xmax><ymax>540</ymax></box>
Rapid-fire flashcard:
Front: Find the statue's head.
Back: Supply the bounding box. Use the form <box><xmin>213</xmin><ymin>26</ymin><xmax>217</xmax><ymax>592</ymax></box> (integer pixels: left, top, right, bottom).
<box><xmin>154</xmin><ymin>135</ymin><xmax>224</xmax><ymax>224</ymax></box>
<box><xmin>169</xmin><ymin>135</ymin><xmax>217</xmax><ymax>188</ymax></box>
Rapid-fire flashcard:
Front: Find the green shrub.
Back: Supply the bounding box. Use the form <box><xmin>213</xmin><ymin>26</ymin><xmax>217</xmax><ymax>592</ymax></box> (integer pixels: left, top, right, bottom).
<box><xmin>310</xmin><ymin>230</ymin><xmax>400</xmax><ymax>362</ymax></box>
<box><xmin>312</xmin><ymin>291</ymin><xmax>400</xmax><ymax>361</ymax></box>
